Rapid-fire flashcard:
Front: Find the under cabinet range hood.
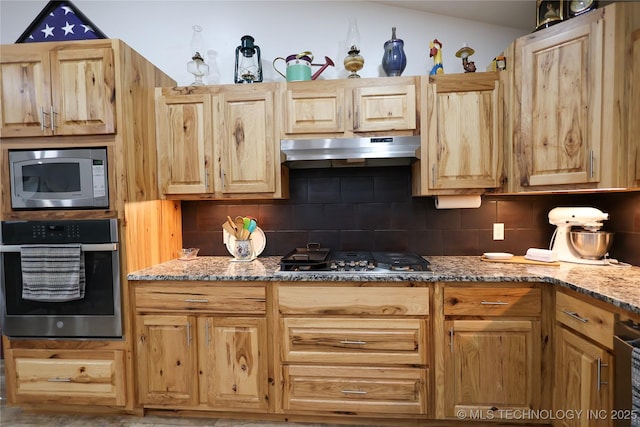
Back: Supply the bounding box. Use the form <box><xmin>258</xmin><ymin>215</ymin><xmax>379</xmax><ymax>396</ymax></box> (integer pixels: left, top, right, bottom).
<box><xmin>280</xmin><ymin>136</ymin><xmax>421</xmax><ymax>168</ymax></box>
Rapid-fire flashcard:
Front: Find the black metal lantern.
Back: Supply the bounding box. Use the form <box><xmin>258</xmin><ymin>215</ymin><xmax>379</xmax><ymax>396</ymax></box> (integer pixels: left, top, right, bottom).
<box><xmin>234</xmin><ymin>35</ymin><xmax>262</xmax><ymax>84</ymax></box>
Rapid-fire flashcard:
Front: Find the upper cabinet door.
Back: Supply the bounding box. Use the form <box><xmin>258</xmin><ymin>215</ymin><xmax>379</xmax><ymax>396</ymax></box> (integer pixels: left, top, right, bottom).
<box><xmin>426</xmin><ymin>73</ymin><xmax>501</xmax><ymax>191</ymax></box>
<box><xmin>353</xmin><ymin>83</ymin><xmax>416</xmax><ymax>132</ymax></box>
<box><xmin>516</xmin><ymin>15</ymin><xmax>603</xmax><ymax>188</ymax></box>
<box><xmin>50</xmin><ymin>47</ymin><xmax>116</xmax><ymax>135</ymax></box>
<box><xmin>156</xmin><ymin>92</ymin><xmax>214</xmax><ymax>194</ymax></box>
<box><xmin>0</xmin><ymin>49</ymin><xmax>51</xmax><ymax>137</ymax></box>
<box><xmin>0</xmin><ymin>43</ymin><xmax>116</xmax><ymax>138</ymax></box>
<box><xmin>216</xmin><ymin>86</ymin><xmax>277</xmax><ymax>194</ymax></box>
<box><xmin>283</xmin><ymin>84</ymin><xmax>345</xmax><ymax>134</ymax></box>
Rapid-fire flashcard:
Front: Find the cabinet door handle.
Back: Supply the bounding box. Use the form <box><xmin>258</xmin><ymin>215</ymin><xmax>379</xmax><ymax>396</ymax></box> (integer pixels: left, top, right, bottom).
<box><xmin>48</xmin><ymin>377</ymin><xmax>72</xmax><ymax>382</ymax></box>
<box><xmin>205</xmin><ymin>320</ymin><xmax>210</xmax><ymax>347</ymax></box>
<box><xmin>50</xmin><ymin>105</ymin><xmax>57</xmax><ymax>131</ymax></box>
<box><xmin>449</xmin><ymin>327</ymin><xmax>454</xmax><ymax>353</ymax></box>
<box><xmin>184</xmin><ymin>298</ymin><xmax>209</xmax><ymax>303</ymax></box>
<box><xmin>341</xmin><ymin>389</ymin><xmax>367</xmax><ymax>395</ymax></box>
<box><xmin>481</xmin><ymin>300</ymin><xmax>509</xmax><ymax>305</ymax></box>
<box><xmin>186</xmin><ymin>321</ymin><xmax>192</xmax><ymax>347</ymax></box>
<box><xmin>589</xmin><ymin>150</ymin><xmax>594</xmax><ymax>179</ymax></box>
<box><xmin>340</xmin><ymin>340</ymin><xmax>367</xmax><ymax>345</ymax></box>
<box><xmin>431</xmin><ymin>164</ymin><xmax>436</xmax><ymax>187</ymax></box>
<box><xmin>597</xmin><ymin>358</ymin><xmax>608</xmax><ymax>391</ymax></box>
<box><xmin>205</xmin><ymin>169</ymin><xmax>209</xmax><ymax>189</ymax></box>
<box><xmin>562</xmin><ymin>309</ymin><xmax>589</xmax><ymax>323</ymax></box>
<box><xmin>41</xmin><ymin>106</ymin><xmax>50</xmax><ymax>131</ymax></box>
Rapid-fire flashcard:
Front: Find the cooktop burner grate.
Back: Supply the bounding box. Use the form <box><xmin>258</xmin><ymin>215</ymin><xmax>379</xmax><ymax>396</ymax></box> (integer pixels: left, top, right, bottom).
<box><xmin>277</xmin><ymin>250</ymin><xmax>430</xmax><ymax>274</ymax></box>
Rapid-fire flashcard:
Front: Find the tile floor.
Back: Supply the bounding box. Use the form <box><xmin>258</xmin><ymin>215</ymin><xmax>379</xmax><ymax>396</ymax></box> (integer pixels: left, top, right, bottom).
<box><xmin>0</xmin><ymin>359</ymin><xmax>366</xmax><ymax>427</ymax></box>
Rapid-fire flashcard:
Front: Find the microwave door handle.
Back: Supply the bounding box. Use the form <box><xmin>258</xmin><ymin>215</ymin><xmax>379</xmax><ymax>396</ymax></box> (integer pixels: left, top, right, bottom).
<box><xmin>0</xmin><ymin>243</ymin><xmax>118</xmax><ymax>253</ymax></box>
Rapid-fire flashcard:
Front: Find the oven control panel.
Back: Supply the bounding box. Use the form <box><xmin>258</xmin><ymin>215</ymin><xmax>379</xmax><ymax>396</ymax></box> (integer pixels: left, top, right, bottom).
<box><xmin>1</xmin><ymin>219</ymin><xmax>118</xmax><ymax>244</ymax></box>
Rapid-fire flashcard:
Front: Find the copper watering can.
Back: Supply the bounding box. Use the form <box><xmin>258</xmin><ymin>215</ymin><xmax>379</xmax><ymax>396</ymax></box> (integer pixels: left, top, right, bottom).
<box><xmin>273</xmin><ymin>52</ymin><xmax>334</xmax><ymax>81</ymax></box>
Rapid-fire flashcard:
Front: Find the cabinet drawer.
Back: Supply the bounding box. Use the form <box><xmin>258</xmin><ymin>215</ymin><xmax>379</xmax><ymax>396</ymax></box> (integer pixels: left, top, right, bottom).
<box><xmin>7</xmin><ymin>349</ymin><xmax>125</xmax><ymax>406</ymax></box>
<box><xmin>281</xmin><ymin>318</ymin><xmax>427</xmax><ymax>365</ymax></box>
<box><xmin>135</xmin><ymin>285</ymin><xmax>266</xmax><ymax>314</ymax></box>
<box><xmin>278</xmin><ymin>286</ymin><xmax>429</xmax><ymax>316</ymax></box>
<box><xmin>556</xmin><ymin>292</ymin><xmax>614</xmax><ymax>349</ymax></box>
<box><xmin>444</xmin><ymin>287</ymin><xmax>541</xmax><ymax>316</ymax></box>
<box><xmin>283</xmin><ymin>365</ymin><xmax>427</xmax><ymax>415</ymax></box>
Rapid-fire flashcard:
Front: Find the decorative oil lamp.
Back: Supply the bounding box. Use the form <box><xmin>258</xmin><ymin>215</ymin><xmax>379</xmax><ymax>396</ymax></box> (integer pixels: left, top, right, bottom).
<box><xmin>343</xmin><ymin>18</ymin><xmax>364</xmax><ymax>78</ymax></box>
<box><xmin>234</xmin><ymin>35</ymin><xmax>263</xmax><ymax>84</ymax></box>
<box><xmin>187</xmin><ymin>25</ymin><xmax>209</xmax><ymax>86</ymax></box>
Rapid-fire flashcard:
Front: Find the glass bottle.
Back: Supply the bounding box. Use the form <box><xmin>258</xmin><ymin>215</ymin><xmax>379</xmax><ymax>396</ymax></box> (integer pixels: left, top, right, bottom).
<box><xmin>382</xmin><ymin>27</ymin><xmax>407</xmax><ymax>77</ymax></box>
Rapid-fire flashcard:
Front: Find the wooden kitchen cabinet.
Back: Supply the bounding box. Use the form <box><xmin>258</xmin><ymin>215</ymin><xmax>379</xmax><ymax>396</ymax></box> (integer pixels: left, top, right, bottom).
<box><xmin>276</xmin><ymin>284</ymin><xmax>430</xmax><ymax>417</ymax></box>
<box><xmin>155</xmin><ymin>84</ymin><xmax>286</xmax><ymax>199</ymax></box>
<box><xmin>412</xmin><ymin>72</ymin><xmax>502</xmax><ymax>195</ymax></box>
<box><xmin>198</xmin><ymin>317</ymin><xmax>269</xmax><ymax>410</ymax></box>
<box><xmin>135</xmin><ymin>314</ymin><xmax>198</xmax><ymax>406</ymax></box>
<box><xmin>156</xmin><ymin>92</ymin><xmax>214</xmax><ymax>194</ymax></box>
<box><xmin>133</xmin><ymin>282</ymin><xmax>270</xmax><ymax>412</ymax></box>
<box><xmin>1</xmin><ymin>38</ymin><xmax>179</xmax><ymax>415</ymax></box>
<box><xmin>4</xmin><ymin>348</ymin><xmax>126</xmax><ymax>406</ymax></box>
<box><xmin>629</xmin><ymin>29</ymin><xmax>640</xmax><ymax>188</ymax></box>
<box><xmin>0</xmin><ymin>40</ymin><xmax>115</xmax><ymax>138</ymax></box>
<box><xmin>553</xmin><ymin>291</ymin><xmax>614</xmax><ymax>427</ymax></box>
<box><xmin>214</xmin><ymin>84</ymin><xmax>280</xmax><ymax>195</ymax></box>
<box><xmin>280</xmin><ymin>76</ymin><xmax>417</xmax><ymax>138</ymax></box>
<box><xmin>507</xmin><ymin>2</ymin><xmax>640</xmax><ymax>192</ymax></box>
<box><xmin>441</xmin><ymin>285</ymin><xmax>542</xmax><ymax>418</ymax></box>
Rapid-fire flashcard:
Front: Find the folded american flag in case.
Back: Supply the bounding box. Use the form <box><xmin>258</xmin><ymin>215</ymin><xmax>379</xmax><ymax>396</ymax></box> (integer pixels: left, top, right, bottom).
<box><xmin>16</xmin><ymin>0</ymin><xmax>107</xmax><ymax>43</ymax></box>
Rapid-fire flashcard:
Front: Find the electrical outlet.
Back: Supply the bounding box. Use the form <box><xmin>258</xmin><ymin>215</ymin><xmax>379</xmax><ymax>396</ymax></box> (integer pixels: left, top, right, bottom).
<box><xmin>493</xmin><ymin>223</ymin><xmax>505</xmax><ymax>240</ymax></box>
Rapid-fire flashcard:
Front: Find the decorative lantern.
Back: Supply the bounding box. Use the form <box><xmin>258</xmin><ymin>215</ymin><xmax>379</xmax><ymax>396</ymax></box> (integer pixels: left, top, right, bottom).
<box><xmin>234</xmin><ymin>35</ymin><xmax>262</xmax><ymax>84</ymax></box>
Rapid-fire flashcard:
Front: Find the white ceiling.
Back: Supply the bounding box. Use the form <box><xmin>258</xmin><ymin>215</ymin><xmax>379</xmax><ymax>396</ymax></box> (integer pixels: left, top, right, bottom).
<box><xmin>372</xmin><ymin>1</ymin><xmax>537</xmax><ymax>31</ymax></box>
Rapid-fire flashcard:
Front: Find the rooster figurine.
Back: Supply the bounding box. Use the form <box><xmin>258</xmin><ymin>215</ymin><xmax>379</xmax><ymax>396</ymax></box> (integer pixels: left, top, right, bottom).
<box><xmin>429</xmin><ymin>39</ymin><xmax>444</xmax><ymax>75</ymax></box>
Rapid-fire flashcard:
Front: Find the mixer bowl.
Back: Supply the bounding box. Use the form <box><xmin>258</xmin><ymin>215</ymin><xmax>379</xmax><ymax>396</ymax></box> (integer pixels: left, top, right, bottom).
<box><xmin>569</xmin><ymin>231</ymin><xmax>614</xmax><ymax>259</ymax></box>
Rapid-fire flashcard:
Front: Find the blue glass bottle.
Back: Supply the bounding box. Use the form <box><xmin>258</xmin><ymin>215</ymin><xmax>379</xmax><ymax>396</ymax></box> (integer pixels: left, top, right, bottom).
<box><xmin>382</xmin><ymin>27</ymin><xmax>407</xmax><ymax>77</ymax></box>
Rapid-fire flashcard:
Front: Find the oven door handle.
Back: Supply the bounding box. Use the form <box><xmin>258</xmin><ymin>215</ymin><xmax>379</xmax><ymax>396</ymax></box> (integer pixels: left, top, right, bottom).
<box><xmin>0</xmin><ymin>243</ymin><xmax>118</xmax><ymax>252</ymax></box>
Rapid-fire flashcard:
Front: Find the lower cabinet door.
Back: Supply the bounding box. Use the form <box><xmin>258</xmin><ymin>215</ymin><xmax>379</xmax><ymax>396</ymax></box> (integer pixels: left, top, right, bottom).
<box><xmin>7</xmin><ymin>349</ymin><xmax>126</xmax><ymax>406</ymax></box>
<box><xmin>443</xmin><ymin>319</ymin><xmax>541</xmax><ymax>418</ymax></box>
<box><xmin>135</xmin><ymin>314</ymin><xmax>198</xmax><ymax>406</ymax></box>
<box><xmin>283</xmin><ymin>365</ymin><xmax>428</xmax><ymax>415</ymax></box>
<box><xmin>199</xmin><ymin>317</ymin><xmax>269</xmax><ymax>411</ymax></box>
<box><xmin>553</xmin><ymin>326</ymin><xmax>613</xmax><ymax>427</ymax></box>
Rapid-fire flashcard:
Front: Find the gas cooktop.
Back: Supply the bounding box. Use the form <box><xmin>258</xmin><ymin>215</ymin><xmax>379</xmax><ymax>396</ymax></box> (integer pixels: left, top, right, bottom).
<box><xmin>276</xmin><ymin>250</ymin><xmax>431</xmax><ymax>275</ymax></box>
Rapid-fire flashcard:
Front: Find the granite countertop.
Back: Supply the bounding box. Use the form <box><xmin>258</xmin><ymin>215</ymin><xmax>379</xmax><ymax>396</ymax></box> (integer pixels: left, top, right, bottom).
<box><xmin>128</xmin><ymin>256</ymin><xmax>640</xmax><ymax>316</ymax></box>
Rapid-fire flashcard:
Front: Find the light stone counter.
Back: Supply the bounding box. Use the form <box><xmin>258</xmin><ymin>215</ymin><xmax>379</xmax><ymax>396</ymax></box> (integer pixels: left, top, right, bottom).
<box><xmin>128</xmin><ymin>256</ymin><xmax>640</xmax><ymax>316</ymax></box>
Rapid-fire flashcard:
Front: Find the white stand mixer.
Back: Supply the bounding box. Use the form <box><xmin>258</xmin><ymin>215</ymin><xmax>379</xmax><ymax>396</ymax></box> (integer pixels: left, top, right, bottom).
<box><xmin>548</xmin><ymin>207</ymin><xmax>610</xmax><ymax>265</ymax></box>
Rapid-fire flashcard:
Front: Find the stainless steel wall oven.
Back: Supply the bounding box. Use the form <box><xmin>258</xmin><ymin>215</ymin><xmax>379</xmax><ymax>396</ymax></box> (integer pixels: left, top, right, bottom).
<box><xmin>0</xmin><ymin>219</ymin><xmax>122</xmax><ymax>338</ymax></box>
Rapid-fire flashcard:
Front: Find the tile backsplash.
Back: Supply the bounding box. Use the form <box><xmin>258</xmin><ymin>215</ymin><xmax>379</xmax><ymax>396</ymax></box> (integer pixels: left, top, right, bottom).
<box><xmin>182</xmin><ymin>166</ymin><xmax>640</xmax><ymax>266</ymax></box>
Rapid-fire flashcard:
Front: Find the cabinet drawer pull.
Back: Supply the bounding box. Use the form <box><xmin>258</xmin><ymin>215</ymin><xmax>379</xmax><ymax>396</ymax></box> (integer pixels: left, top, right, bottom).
<box><xmin>481</xmin><ymin>301</ymin><xmax>509</xmax><ymax>305</ymax></box>
<box><xmin>48</xmin><ymin>377</ymin><xmax>72</xmax><ymax>382</ymax></box>
<box><xmin>597</xmin><ymin>358</ymin><xmax>608</xmax><ymax>391</ymax></box>
<box><xmin>340</xmin><ymin>340</ymin><xmax>367</xmax><ymax>345</ymax></box>
<box><xmin>562</xmin><ymin>309</ymin><xmax>589</xmax><ymax>323</ymax></box>
<box><xmin>341</xmin><ymin>389</ymin><xmax>367</xmax><ymax>395</ymax></box>
<box><xmin>184</xmin><ymin>298</ymin><xmax>209</xmax><ymax>303</ymax></box>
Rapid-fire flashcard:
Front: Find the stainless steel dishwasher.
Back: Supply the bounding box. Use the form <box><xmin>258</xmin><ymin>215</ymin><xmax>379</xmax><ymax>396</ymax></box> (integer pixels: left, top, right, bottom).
<box><xmin>614</xmin><ymin>318</ymin><xmax>640</xmax><ymax>427</ymax></box>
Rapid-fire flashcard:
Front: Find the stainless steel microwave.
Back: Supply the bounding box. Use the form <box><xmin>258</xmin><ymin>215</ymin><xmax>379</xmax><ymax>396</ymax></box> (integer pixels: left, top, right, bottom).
<box><xmin>9</xmin><ymin>148</ymin><xmax>109</xmax><ymax>209</ymax></box>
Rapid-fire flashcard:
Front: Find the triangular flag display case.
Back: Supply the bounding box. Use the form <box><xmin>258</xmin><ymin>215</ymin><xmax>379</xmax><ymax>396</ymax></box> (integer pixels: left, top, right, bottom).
<box><xmin>16</xmin><ymin>0</ymin><xmax>107</xmax><ymax>43</ymax></box>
